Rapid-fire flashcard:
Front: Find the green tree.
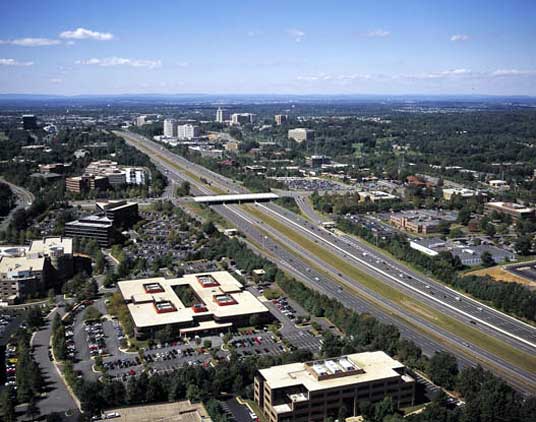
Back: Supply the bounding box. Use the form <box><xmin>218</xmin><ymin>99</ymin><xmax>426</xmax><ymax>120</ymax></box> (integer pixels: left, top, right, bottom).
<box><xmin>428</xmin><ymin>351</ymin><xmax>459</xmax><ymax>390</ymax></box>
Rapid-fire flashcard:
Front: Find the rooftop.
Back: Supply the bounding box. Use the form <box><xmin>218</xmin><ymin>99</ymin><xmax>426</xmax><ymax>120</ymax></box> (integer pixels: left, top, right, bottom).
<box><xmin>118</xmin><ymin>271</ymin><xmax>269</xmax><ymax>329</ymax></box>
<box><xmin>28</xmin><ymin>237</ymin><xmax>73</xmax><ymax>256</ymax></box>
<box><xmin>104</xmin><ymin>400</ymin><xmax>212</xmax><ymax>422</ymax></box>
<box><xmin>259</xmin><ymin>351</ymin><xmax>411</xmax><ymax>392</ymax></box>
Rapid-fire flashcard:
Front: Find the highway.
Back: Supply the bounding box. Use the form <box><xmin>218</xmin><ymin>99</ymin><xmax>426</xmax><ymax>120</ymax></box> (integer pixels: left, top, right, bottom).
<box><xmin>116</xmin><ymin>129</ymin><xmax>536</xmax><ymax>395</ymax></box>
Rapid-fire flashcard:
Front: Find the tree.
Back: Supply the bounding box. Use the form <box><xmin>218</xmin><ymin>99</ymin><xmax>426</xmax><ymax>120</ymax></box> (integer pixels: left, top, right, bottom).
<box><xmin>26</xmin><ymin>396</ymin><xmax>39</xmax><ymax>421</ymax></box>
<box><xmin>480</xmin><ymin>251</ymin><xmax>495</xmax><ymax>267</ymax></box>
<box><xmin>514</xmin><ymin>235</ymin><xmax>532</xmax><ymax>256</ymax></box>
<box><xmin>0</xmin><ymin>387</ymin><xmax>16</xmax><ymax>422</ymax></box>
<box><xmin>428</xmin><ymin>352</ymin><xmax>459</xmax><ymax>389</ymax></box>
<box><xmin>176</xmin><ymin>181</ymin><xmax>191</xmax><ymax>197</ymax></box>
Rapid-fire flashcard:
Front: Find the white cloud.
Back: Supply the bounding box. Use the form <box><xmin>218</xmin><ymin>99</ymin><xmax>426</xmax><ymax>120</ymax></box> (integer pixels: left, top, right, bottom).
<box><xmin>60</xmin><ymin>28</ymin><xmax>113</xmax><ymax>41</ymax></box>
<box><xmin>451</xmin><ymin>34</ymin><xmax>470</xmax><ymax>42</ymax></box>
<box><xmin>176</xmin><ymin>61</ymin><xmax>190</xmax><ymax>68</ymax></box>
<box><xmin>76</xmin><ymin>57</ymin><xmax>161</xmax><ymax>69</ymax></box>
<box><xmin>297</xmin><ymin>73</ymin><xmax>372</xmax><ymax>82</ymax></box>
<box><xmin>365</xmin><ymin>29</ymin><xmax>391</xmax><ymax>38</ymax></box>
<box><xmin>287</xmin><ymin>28</ymin><xmax>305</xmax><ymax>43</ymax></box>
<box><xmin>491</xmin><ymin>69</ymin><xmax>536</xmax><ymax>77</ymax></box>
<box><xmin>0</xmin><ymin>38</ymin><xmax>60</xmax><ymax>47</ymax></box>
<box><xmin>0</xmin><ymin>58</ymin><xmax>34</xmax><ymax>66</ymax></box>
<box><xmin>50</xmin><ymin>78</ymin><xmax>63</xmax><ymax>84</ymax></box>
<box><xmin>247</xmin><ymin>30</ymin><xmax>263</xmax><ymax>37</ymax></box>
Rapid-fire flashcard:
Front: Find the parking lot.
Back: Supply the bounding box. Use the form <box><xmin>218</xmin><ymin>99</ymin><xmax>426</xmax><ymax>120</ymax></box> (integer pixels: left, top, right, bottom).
<box><xmin>506</xmin><ymin>261</ymin><xmax>536</xmax><ymax>285</ymax></box>
<box><xmin>272</xmin><ymin>177</ymin><xmax>354</xmax><ymax>192</ymax></box>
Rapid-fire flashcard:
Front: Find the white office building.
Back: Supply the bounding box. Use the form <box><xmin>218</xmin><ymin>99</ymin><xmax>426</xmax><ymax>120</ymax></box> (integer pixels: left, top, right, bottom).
<box><xmin>231</xmin><ymin>113</ymin><xmax>256</xmax><ymax>125</ymax></box>
<box><xmin>216</xmin><ymin>108</ymin><xmax>230</xmax><ymax>123</ymax></box>
<box><xmin>163</xmin><ymin>119</ymin><xmax>178</xmax><ymax>138</ymax></box>
<box><xmin>178</xmin><ymin>124</ymin><xmax>200</xmax><ymax>140</ymax></box>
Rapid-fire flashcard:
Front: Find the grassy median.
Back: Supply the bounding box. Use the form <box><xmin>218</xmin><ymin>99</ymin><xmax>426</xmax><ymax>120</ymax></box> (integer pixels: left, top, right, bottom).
<box><xmin>246</xmin><ymin>205</ymin><xmax>536</xmax><ymax>376</ymax></box>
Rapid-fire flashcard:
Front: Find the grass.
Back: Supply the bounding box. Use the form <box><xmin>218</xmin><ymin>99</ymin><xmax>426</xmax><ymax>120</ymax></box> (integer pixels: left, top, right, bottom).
<box><xmin>246</xmin><ymin>205</ymin><xmax>536</xmax><ymax>377</ymax></box>
<box><xmin>245</xmin><ymin>399</ymin><xmax>268</xmax><ymax>422</ymax></box>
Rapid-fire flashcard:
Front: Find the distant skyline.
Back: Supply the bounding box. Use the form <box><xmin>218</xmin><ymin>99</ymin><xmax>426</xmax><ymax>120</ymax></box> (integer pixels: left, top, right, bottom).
<box><xmin>0</xmin><ymin>0</ymin><xmax>535</xmax><ymax>96</ymax></box>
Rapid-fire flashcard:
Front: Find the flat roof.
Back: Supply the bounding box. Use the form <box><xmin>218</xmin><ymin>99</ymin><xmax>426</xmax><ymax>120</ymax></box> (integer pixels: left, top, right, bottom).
<box><xmin>0</xmin><ymin>256</ymin><xmax>45</xmax><ymax>275</ymax></box>
<box><xmin>259</xmin><ymin>351</ymin><xmax>412</xmax><ymax>392</ymax></box>
<box><xmin>118</xmin><ymin>271</ymin><xmax>269</xmax><ymax>329</ymax></box>
<box><xmin>28</xmin><ymin>237</ymin><xmax>73</xmax><ymax>256</ymax></box>
<box><xmin>193</xmin><ymin>193</ymin><xmax>279</xmax><ymax>203</ymax></box>
<box><xmin>104</xmin><ymin>400</ymin><xmax>212</xmax><ymax>422</ymax></box>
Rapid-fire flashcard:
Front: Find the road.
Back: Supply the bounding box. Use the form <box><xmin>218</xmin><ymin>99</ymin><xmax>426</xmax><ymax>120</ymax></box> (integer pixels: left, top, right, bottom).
<box><xmin>116</xmin><ymin>129</ymin><xmax>536</xmax><ymax>395</ymax></box>
<box><xmin>0</xmin><ymin>178</ymin><xmax>34</xmax><ymax>231</ymax></box>
<box><xmin>31</xmin><ymin>307</ymin><xmax>79</xmax><ymax>420</ymax></box>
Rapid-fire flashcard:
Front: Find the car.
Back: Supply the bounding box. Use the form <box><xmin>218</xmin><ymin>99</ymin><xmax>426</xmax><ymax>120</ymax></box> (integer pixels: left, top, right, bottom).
<box><xmin>455</xmin><ymin>296</ymin><xmax>461</xmax><ymax>301</ymax></box>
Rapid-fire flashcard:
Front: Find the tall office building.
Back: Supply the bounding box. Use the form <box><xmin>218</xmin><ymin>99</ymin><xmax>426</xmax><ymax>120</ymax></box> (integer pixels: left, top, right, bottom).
<box><xmin>163</xmin><ymin>118</ymin><xmax>178</xmax><ymax>137</ymax></box>
<box><xmin>22</xmin><ymin>114</ymin><xmax>38</xmax><ymax>130</ymax></box>
<box><xmin>275</xmin><ymin>114</ymin><xmax>288</xmax><ymax>126</ymax></box>
<box><xmin>177</xmin><ymin>124</ymin><xmax>200</xmax><ymax>140</ymax></box>
<box><xmin>216</xmin><ymin>107</ymin><xmax>230</xmax><ymax>123</ymax></box>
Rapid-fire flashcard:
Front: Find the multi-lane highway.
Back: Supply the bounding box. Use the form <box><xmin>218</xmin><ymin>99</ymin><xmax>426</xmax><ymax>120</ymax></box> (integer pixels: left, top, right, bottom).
<box><xmin>116</xmin><ymin>129</ymin><xmax>536</xmax><ymax>394</ymax></box>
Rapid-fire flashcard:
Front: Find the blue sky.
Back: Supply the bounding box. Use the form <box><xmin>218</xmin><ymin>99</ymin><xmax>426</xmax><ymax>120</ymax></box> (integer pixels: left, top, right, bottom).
<box><xmin>0</xmin><ymin>0</ymin><xmax>535</xmax><ymax>95</ymax></box>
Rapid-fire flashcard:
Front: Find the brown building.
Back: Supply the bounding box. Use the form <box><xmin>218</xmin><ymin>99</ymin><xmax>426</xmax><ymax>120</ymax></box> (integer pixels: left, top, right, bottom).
<box><xmin>255</xmin><ymin>351</ymin><xmax>415</xmax><ymax>422</ymax></box>
<box><xmin>65</xmin><ymin>175</ymin><xmax>109</xmax><ymax>193</ymax></box>
<box><xmin>484</xmin><ymin>202</ymin><xmax>535</xmax><ymax>221</ymax></box>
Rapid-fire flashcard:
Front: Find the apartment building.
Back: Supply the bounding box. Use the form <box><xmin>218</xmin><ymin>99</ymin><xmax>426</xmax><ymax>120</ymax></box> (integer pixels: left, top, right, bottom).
<box><xmin>288</xmin><ymin>128</ymin><xmax>314</xmax><ymax>143</ymax></box>
<box><xmin>254</xmin><ymin>351</ymin><xmax>415</xmax><ymax>422</ymax></box>
<box><xmin>216</xmin><ymin>107</ymin><xmax>230</xmax><ymax>123</ymax></box>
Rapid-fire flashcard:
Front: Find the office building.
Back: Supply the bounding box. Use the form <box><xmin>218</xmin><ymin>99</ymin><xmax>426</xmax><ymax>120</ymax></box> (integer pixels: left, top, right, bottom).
<box><xmin>96</xmin><ymin>200</ymin><xmax>139</xmax><ymax>228</ymax></box>
<box><xmin>487</xmin><ymin>179</ymin><xmax>510</xmax><ymax>190</ymax></box>
<box><xmin>484</xmin><ymin>202</ymin><xmax>535</xmax><ymax>220</ymax></box>
<box><xmin>409</xmin><ymin>238</ymin><xmax>516</xmax><ymax>266</ymax></box>
<box><xmin>38</xmin><ymin>163</ymin><xmax>71</xmax><ymax>174</ymax></box>
<box><xmin>22</xmin><ymin>114</ymin><xmax>38</xmax><ymax>130</ymax></box>
<box><xmin>118</xmin><ymin>271</ymin><xmax>272</xmax><ymax>339</ymax></box>
<box><xmin>288</xmin><ymin>128</ymin><xmax>314</xmax><ymax>143</ymax></box>
<box><xmin>135</xmin><ymin>115</ymin><xmax>147</xmax><ymax>127</ymax></box>
<box><xmin>65</xmin><ymin>175</ymin><xmax>109</xmax><ymax>193</ymax></box>
<box><xmin>0</xmin><ymin>237</ymin><xmax>73</xmax><ymax>304</ymax></box>
<box><xmin>254</xmin><ymin>351</ymin><xmax>415</xmax><ymax>422</ymax></box>
<box><xmin>163</xmin><ymin>118</ymin><xmax>178</xmax><ymax>138</ymax></box>
<box><xmin>442</xmin><ymin>188</ymin><xmax>480</xmax><ymax>201</ymax></box>
<box><xmin>389</xmin><ymin>210</ymin><xmax>457</xmax><ymax>235</ymax></box>
<box><xmin>216</xmin><ymin>107</ymin><xmax>230</xmax><ymax>123</ymax></box>
<box><xmin>124</xmin><ymin>167</ymin><xmax>149</xmax><ymax>185</ymax></box>
<box><xmin>307</xmin><ymin>155</ymin><xmax>331</xmax><ymax>168</ymax></box>
<box><xmin>358</xmin><ymin>191</ymin><xmax>398</xmax><ymax>203</ymax></box>
<box><xmin>64</xmin><ymin>215</ymin><xmax>115</xmax><ymax>247</ymax></box>
<box><xmin>275</xmin><ymin>114</ymin><xmax>288</xmax><ymax>126</ymax></box>
<box><xmin>177</xmin><ymin>124</ymin><xmax>200</xmax><ymax>140</ymax></box>
<box><xmin>231</xmin><ymin>113</ymin><xmax>256</xmax><ymax>125</ymax></box>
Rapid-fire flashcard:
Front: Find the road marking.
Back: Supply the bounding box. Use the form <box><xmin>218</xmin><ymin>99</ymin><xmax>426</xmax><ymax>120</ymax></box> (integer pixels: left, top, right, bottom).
<box><xmin>256</xmin><ymin>203</ymin><xmax>536</xmax><ymax>350</ymax></box>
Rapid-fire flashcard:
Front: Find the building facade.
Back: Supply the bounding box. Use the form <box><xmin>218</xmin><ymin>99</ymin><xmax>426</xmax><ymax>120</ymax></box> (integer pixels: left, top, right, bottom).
<box><xmin>163</xmin><ymin>118</ymin><xmax>178</xmax><ymax>138</ymax></box>
<box><xmin>64</xmin><ymin>215</ymin><xmax>114</xmax><ymax>247</ymax></box>
<box><xmin>231</xmin><ymin>113</ymin><xmax>256</xmax><ymax>125</ymax></box>
<box><xmin>275</xmin><ymin>114</ymin><xmax>288</xmax><ymax>125</ymax></box>
<box><xmin>177</xmin><ymin>124</ymin><xmax>200</xmax><ymax>140</ymax></box>
<box><xmin>255</xmin><ymin>351</ymin><xmax>415</xmax><ymax>422</ymax></box>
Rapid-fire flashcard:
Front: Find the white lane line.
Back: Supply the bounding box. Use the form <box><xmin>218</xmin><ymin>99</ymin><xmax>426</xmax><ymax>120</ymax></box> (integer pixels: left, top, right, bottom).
<box><xmin>337</xmin><ymin>232</ymin><xmax>536</xmax><ymax>333</ymax></box>
<box><xmin>257</xmin><ymin>203</ymin><xmax>536</xmax><ymax>350</ymax></box>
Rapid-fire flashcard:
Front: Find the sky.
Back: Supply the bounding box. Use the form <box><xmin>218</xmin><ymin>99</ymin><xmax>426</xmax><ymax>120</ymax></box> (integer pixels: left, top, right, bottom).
<box><xmin>0</xmin><ymin>0</ymin><xmax>535</xmax><ymax>96</ymax></box>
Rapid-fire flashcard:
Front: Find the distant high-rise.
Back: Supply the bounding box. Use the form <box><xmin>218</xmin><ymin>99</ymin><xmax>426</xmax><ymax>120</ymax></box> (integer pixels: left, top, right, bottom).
<box><xmin>22</xmin><ymin>114</ymin><xmax>37</xmax><ymax>130</ymax></box>
<box><xmin>274</xmin><ymin>114</ymin><xmax>288</xmax><ymax>126</ymax></box>
<box><xmin>178</xmin><ymin>124</ymin><xmax>200</xmax><ymax>140</ymax></box>
<box><xmin>135</xmin><ymin>115</ymin><xmax>147</xmax><ymax>127</ymax></box>
<box><xmin>216</xmin><ymin>107</ymin><xmax>230</xmax><ymax>123</ymax></box>
<box><xmin>231</xmin><ymin>113</ymin><xmax>256</xmax><ymax>125</ymax></box>
<box><xmin>163</xmin><ymin>118</ymin><xmax>178</xmax><ymax>137</ymax></box>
